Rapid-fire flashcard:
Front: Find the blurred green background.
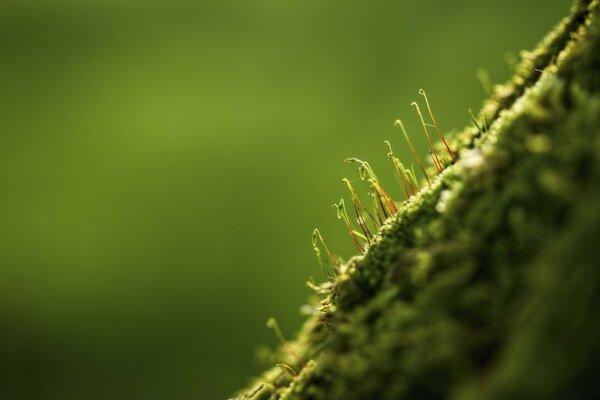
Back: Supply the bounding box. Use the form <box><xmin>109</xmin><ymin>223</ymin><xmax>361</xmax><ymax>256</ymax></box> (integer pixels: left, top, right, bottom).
<box><xmin>0</xmin><ymin>1</ymin><xmax>567</xmax><ymax>399</ymax></box>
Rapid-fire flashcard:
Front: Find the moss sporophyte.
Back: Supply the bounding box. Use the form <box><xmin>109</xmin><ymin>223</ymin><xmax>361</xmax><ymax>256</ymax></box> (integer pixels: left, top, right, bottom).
<box><xmin>232</xmin><ymin>1</ymin><xmax>600</xmax><ymax>398</ymax></box>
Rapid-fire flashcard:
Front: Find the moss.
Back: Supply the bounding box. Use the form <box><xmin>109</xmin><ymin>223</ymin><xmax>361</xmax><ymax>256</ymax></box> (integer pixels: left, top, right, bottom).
<box><xmin>232</xmin><ymin>0</ymin><xmax>600</xmax><ymax>398</ymax></box>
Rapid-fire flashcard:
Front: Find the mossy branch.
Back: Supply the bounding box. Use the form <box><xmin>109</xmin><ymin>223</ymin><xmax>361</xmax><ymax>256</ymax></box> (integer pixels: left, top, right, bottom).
<box><xmin>232</xmin><ymin>1</ymin><xmax>600</xmax><ymax>399</ymax></box>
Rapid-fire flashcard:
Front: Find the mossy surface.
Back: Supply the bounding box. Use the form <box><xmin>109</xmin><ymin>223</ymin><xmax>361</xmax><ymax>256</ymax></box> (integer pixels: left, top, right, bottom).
<box><xmin>233</xmin><ymin>1</ymin><xmax>600</xmax><ymax>399</ymax></box>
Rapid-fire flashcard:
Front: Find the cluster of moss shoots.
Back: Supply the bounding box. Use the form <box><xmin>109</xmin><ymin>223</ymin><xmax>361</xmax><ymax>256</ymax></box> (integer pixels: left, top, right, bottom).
<box><xmin>311</xmin><ymin>89</ymin><xmax>477</xmax><ymax>282</ymax></box>
<box><xmin>264</xmin><ymin>89</ymin><xmax>489</xmax><ymax>378</ymax></box>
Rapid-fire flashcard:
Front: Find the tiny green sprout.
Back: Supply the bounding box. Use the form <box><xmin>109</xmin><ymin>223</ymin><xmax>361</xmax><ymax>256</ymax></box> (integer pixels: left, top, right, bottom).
<box><xmin>394</xmin><ymin>119</ymin><xmax>431</xmax><ymax>185</ymax></box>
<box><xmin>411</xmin><ymin>101</ymin><xmax>443</xmax><ymax>173</ymax></box>
<box><xmin>343</xmin><ymin>157</ymin><xmax>369</xmax><ymax>181</ymax></box>
<box><xmin>266</xmin><ymin>317</ymin><xmax>305</xmax><ymax>366</ymax></box>
<box><xmin>312</xmin><ymin>228</ymin><xmax>339</xmax><ymax>280</ymax></box>
<box><xmin>385</xmin><ymin>140</ymin><xmax>416</xmax><ymax>198</ymax></box>
<box><xmin>384</xmin><ymin>140</ymin><xmax>394</xmax><ymax>159</ymax></box>
<box><xmin>407</xmin><ymin>164</ymin><xmax>420</xmax><ymax>190</ymax></box>
<box><xmin>311</xmin><ymin>244</ymin><xmax>327</xmax><ymax>281</ymax></box>
<box><xmin>343</xmin><ymin>158</ymin><xmax>378</xmax><ymax>183</ymax></box>
<box><xmin>333</xmin><ymin>199</ymin><xmax>366</xmax><ymax>254</ymax></box>
<box><xmin>266</xmin><ymin>317</ymin><xmax>285</xmax><ymax>344</ymax></box>
<box><xmin>373</xmin><ymin>188</ymin><xmax>391</xmax><ymax>225</ymax></box>
<box><xmin>312</xmin><ymin>244</ymin><xmax>321</xmax><ymax>261</ymax></box>
<box><xmin>276</xmin><ymin>363</ymin><xmax>298</xmax><ymax>377</ymax></box>
<box><xmin>468</xmin><ymin>108</ymin><xmax>488</xmax><ymax>135</ymax></box>
<box><xmin>342</xmin><ymin>178</ymin><xmax>377</xmax><ymax>241</ymax></box>
<box><xmin>385</xmin><ymin>141</ymin><xmax>409</xmax><ymax>199</ymax></box>
<box><xmin>419</xmin><ymin>89</ymin><xmax>456</xmax><ymax>162</ymax></box>
<box><xmin>482</xmin><ymin>111</ymin><xmax>489</xmax><ymax>133</ymax></box>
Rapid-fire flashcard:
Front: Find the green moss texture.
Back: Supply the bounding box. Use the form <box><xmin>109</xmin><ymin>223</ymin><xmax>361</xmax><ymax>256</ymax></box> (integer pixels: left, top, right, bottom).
<box><xmin>234</xmin><ymin>1</ymin><xmax>600</xmax><ymax>398</ymax></box>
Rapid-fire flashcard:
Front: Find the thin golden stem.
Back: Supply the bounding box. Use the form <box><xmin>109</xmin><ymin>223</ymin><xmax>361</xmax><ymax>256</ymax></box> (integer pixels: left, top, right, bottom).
<box><xmin>276</xmin><ymin>363</ymin><xmax>298</xmax><ymax>377</ymax></box>
<box><xmin>394</xmin><ymin>119</ymin><xmax>431</xmax><ymax>185</ymax></box>
<box><xmin>419</xmin><ymin>89</ymin><xmax>455</xmax><ymax>162</ymax></box>
<box><xmin>267</xmin><ymin>318</ymin><xmax>305</xmax><ymax>366</ymax></box>
<box><xmin>411</xmin><ymin>101</ymin><xmax>443</xmax><ymax>173</ymax></box>
<box><xmin>333</xmin><ymin>199</ymin><xmax>365</xmax><ymax>254</ymax></box>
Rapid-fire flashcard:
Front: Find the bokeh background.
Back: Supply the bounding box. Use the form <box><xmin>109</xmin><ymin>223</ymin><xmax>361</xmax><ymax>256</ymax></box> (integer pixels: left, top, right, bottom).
<box><xmin>0</xmin><ymin>1</ymin><xmax>567</xmax><ymax>399</ymax></box>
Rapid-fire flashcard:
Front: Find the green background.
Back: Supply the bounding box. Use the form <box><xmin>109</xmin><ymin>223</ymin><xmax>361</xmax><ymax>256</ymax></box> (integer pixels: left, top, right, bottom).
<box><xmin>0</xmin><ymin>1</ymin><xmax>567</xmax><ymax>399</ymax></box>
